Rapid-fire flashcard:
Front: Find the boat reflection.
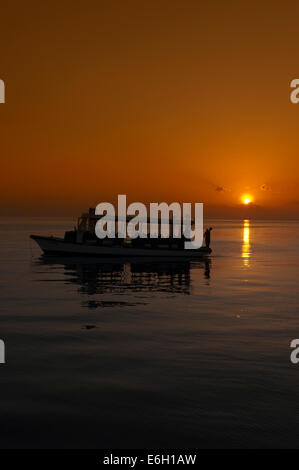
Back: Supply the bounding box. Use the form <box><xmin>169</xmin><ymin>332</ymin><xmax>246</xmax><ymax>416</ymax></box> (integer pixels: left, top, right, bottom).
<box><xmin>242</xmin><ymin>219</ymin><xmax>251</xmax><ymax>267</ymax></box>
<box><xmin>36</xmin><ymin>256</ymin><xmax>211</xmax><ymax>301</ymax></box>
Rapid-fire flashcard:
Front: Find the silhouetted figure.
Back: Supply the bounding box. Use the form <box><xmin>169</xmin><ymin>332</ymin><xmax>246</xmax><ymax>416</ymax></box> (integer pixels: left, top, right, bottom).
<box><xmin>204</xmin><ymin>227</ymin><xmax>213</xmax><ymax>248</ymax></box>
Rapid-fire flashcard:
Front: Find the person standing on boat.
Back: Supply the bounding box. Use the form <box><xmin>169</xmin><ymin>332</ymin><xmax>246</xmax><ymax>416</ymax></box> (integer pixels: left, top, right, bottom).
<box><xmin>204</xmin><ymin>227</ymin><xmax>213</xmax><ymax>248</ymax></box>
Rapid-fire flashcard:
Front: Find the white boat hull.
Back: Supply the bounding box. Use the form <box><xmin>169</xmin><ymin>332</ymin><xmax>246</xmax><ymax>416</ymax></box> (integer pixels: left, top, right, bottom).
<box><xmin>30</xmin><ymin>235</ymin><xmax>211</xmax><ymax>258</ymax></box>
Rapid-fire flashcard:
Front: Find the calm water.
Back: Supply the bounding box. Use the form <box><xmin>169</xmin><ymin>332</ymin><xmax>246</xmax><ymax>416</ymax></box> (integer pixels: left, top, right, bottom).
<box><xmin>0</xmin><ymin>218</ymin><xmax>298</xmax><ymax>449</ymax></box>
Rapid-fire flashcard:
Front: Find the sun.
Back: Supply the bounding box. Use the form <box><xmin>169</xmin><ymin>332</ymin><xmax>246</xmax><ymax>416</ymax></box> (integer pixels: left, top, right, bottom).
<box><xmin>241</xmin><ymin>194</ymin><xmax>253</xmax><ymax>205</ymax></box>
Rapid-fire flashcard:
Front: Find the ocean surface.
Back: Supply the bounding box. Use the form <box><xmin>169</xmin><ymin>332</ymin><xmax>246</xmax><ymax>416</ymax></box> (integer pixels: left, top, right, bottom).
<box><xmin>0</xmin><ymin>218</ymin><xmax>298</xmax><ymax>449</ymax></box>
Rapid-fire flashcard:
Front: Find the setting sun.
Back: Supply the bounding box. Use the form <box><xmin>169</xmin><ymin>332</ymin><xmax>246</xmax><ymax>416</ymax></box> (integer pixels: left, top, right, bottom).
<box><xmin>241</xmin><ymin>195</ymin><xmax>253</xmax><ymax>205</ymax></box>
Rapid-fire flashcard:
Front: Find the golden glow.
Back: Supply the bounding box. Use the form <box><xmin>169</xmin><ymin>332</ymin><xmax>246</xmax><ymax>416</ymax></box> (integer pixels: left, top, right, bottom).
<box><xmin>242</xmin><ymin>219</ymin><xmax>251</xmax><ymax>267</ymax></box>
<box><xmin>241</xmin><ymin>194</ymin><xmax>253</xmax><ymax>205</ymax></box>
<box><xmin>1</xmin><ymin>4</ymin><xmax>299</xmax><ymax>217</ymax></box>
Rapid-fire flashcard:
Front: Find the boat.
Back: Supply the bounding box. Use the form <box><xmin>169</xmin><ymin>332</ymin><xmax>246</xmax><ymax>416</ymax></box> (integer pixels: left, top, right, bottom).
<box><xmin>30</xmin><ymin>208</ymin><xmax>212</xmax><ymax>258</ymax></box>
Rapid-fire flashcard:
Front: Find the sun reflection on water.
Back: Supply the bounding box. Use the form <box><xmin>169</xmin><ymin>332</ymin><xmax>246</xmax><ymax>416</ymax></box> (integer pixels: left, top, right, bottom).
<box><xmin>242</xmin><ymin>219</ymin><xmax>251</xmax><ymax>267</ymax></box>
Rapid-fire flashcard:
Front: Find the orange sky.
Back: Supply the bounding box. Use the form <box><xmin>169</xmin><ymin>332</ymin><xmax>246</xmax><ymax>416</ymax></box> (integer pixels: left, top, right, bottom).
<box><xmin>0</xmin><ymin>1</ymin><xmax>299</xmax><ymax>218</ymax></box>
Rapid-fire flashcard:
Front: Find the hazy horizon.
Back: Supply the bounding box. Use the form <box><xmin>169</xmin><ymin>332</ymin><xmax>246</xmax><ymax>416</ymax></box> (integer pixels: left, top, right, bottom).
<box><xmin>0</xmin><ymin>203</ymin><xmax>298</xmax><ymax>220</ymax></box>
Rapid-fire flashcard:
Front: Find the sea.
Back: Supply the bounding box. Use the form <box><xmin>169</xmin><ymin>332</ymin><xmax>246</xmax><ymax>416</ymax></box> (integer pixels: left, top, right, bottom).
<box><xmin>0</xmin><ymin>218</ymin><xmax>298</xmax><ymax>448</ymax></box>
